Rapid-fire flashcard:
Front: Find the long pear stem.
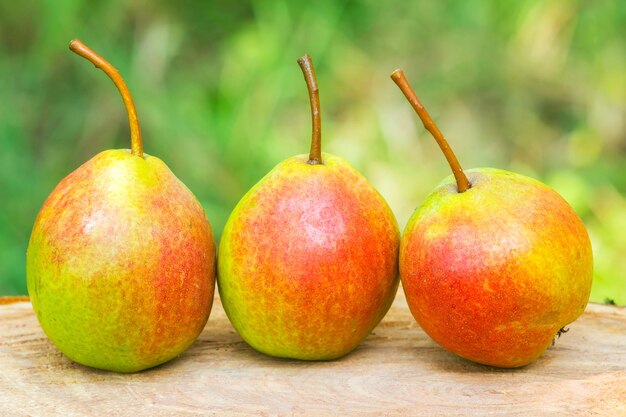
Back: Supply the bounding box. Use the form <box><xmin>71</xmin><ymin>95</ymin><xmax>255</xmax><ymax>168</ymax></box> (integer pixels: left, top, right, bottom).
<box><xmin>69</xmin><ymin>39</ymin><xmax>143</xmax><ymax>158</ymax></box>
<box><xmin>391</xmin><ymin>69</ymin><xmax>470</xmax><ymax>193</ymax></box>
<box><xmin>297</xmin><ymin>54</ymin><xmax>322</xmax><ymax>165</ymax></box>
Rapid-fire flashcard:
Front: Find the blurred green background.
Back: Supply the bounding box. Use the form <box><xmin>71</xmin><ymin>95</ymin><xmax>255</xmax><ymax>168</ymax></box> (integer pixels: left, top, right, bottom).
<box><xmin>1</xmin><ymin>0</ymin><xmax>624</xmax><ymax>304</ymax></box>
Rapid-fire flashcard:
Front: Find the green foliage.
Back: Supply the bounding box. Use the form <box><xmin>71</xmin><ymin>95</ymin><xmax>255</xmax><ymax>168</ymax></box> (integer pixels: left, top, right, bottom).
<box><xmin>1</xmin><ymin>0</ymin><xmax>624</xmax><ymax>304</ymax></box>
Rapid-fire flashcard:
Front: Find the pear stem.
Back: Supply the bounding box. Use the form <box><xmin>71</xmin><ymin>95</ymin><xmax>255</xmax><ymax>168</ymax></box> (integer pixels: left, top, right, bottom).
<box><xmin>297</xmin><ymin>54</ymin><xmax>322</xmax><ymax>165</ymax></box>
<box><xmin>69</xmin><ymin>39</ymin><xmax>143</xmax><ymax>158</ymax></box>
<box><xmin>391</xmin><ymin>69</ymin><xmax>470</xmax><ymax>193</ymax></box>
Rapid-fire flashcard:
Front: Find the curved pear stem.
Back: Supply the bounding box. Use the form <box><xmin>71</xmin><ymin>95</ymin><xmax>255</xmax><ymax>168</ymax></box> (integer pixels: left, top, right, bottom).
<box><xmin>69</xmin><ymin>39</ymin><xmax>143</xmax><ymax>158</ymax></box>
<box><xmin>297</xmin><ymin>54</ymin><xmax>322</xmax><ymax>165</ymax></box>
<box><xmin>391</xmin><ymin>69</ymin><xmax>470</xmax><ymax>193</ymax></box>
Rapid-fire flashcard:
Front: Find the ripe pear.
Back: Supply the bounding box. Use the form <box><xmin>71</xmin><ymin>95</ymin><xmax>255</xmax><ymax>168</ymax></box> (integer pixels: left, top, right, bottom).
<box><xmin>391</xmin><ymin>70</ymin><xmax>593</xmax><ymax>368</ymax></box>
<box><xmin>26</xmin><ymin>40</ymin><xmax>215</xmax><ymax>373</ymax></box>
<box><xmin>218</xmin><ymin>55</ymin><xmax>400</xmax><ymax>360</ymax></box>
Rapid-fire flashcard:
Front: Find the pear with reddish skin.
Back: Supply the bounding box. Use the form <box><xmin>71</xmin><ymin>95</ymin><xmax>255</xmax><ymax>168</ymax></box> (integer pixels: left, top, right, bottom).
<box><xmin>401</xmin><ymin>168</ymin><xmax>592</xmax><ymax>367</ymax></box>
<box><xmin>26</xmin><ymin>40</ymin><xmax>215</xmax><ymax>373</ymax></box>
<box><xmin>392</xmin><ymin>70</ymin><xmax>593</xmax><ymax>368</ymax></box>
<box><xmin>217</xmin><ymin>55</ymin><xmax>400</xmax><ymax>360</ymax></box>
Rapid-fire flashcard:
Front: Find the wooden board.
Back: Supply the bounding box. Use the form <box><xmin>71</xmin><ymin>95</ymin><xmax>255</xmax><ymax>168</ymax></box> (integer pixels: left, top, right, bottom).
<box><xmin>1</xmin><ymin>292</ymin><xmax>625</xmax><ymax>416</ymax></box>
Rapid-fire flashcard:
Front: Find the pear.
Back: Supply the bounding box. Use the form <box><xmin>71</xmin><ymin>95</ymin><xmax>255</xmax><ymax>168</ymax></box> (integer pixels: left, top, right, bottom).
<box><xmin>391</xmin><ymin>69</ymin><xmax>593</xmax><ymax>368</ymax></box>
<box><xmin>218</xmin><ymin>55</ymin><xmax>400</xmax><ymax>360</ymax></box>
<box><xmin>26</xmin><ymin>40</ymin><xmax>215</xmax><ymax>373</ymax></box>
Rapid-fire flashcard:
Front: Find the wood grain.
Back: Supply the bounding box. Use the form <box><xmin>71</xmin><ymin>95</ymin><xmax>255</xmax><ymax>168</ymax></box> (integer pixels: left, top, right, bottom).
<box><xmin>1</xmin><ymin>291</ymin><xmax>624</xmax><ymax>416</ymax></box>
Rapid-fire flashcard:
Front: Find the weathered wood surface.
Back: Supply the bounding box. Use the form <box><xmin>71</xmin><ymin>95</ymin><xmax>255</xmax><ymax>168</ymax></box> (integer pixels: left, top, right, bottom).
<box><xmin>1</xmin><ymin>292</ymin><xmax>624</xmax><ymax>417</ymax></box>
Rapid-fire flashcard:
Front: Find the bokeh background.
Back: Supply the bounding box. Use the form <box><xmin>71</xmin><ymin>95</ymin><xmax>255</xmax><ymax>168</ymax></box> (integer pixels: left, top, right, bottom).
<box><xmin>1</xmin><ymin>0</ymin><xmax>624</xmax><ymax>304</ymax></box>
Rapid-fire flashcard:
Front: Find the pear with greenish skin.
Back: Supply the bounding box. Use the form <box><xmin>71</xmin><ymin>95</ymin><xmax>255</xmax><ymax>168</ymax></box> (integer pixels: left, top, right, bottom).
<box><xmin>26</xmin><ymin>40</ymin><xmax>215</xmax><ymax>373</ymax></box>
<box><xmin>392</xmin><ymin>70</ymin><xmax>593</xmax><ymax>368</ymax></box>
<box><xmin>218</xmin><ymin>55</ymin><xmax>400</xmax><ymax>360</ymax></box>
